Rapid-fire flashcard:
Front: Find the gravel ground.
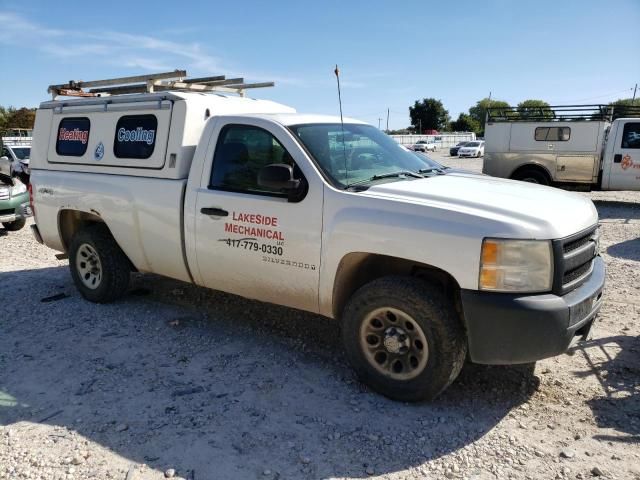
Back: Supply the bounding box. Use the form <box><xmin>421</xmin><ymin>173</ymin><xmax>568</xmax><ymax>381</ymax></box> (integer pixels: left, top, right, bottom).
<box><xmin>1</xmin><ymin>159</ymin><xmax>639</xmax><ymax>480</ymax></box>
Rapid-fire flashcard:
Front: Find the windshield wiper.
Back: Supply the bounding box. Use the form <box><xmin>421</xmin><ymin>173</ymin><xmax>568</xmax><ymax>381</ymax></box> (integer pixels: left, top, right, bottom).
<box><xmin>345</xmin><ymin>170</ymin><xmax>424</xmax><ymax>189</ymax></box>
<box><xmin>371</xmin><ymin>170</ymin><xmax>424</xmax><ymax>180</ymax></box>
<box><xmin>418</xmin><ymin>167</ymin><xmax>446</xmax><ymax>174</ymax></box>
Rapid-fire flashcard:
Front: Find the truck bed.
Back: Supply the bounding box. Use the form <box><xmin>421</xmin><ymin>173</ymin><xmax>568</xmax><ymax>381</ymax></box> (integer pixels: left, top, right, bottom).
<box><xmin>33</xmin><ymin>170</ymin><xmax>192</xmax><ymax>282</ymax></box>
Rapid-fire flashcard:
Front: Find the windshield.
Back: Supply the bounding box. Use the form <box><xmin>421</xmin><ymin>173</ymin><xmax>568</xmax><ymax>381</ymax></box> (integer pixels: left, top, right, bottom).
<box><xmin>412</xmin><ymin>151</ymin><xmax>445</xmax><ymax>169</ymax></box>
<box><xmin>289</xmin><ymin>123</ymin><xmax>437</xmax><ymax>187</ymax></box>
<box><xmin>456</xmin><ymin>142</ymin><xmax>469</xmax><ymax>147</ymax></box>
<box><xmin>11</xmin><ymin>147</ymin><xmax>30</xmax><ymax>160</ymax></box>
<box><xmin>465</xmin><ymin>142</ymin><xmax>481</xmax><ymax>147</ymax></box>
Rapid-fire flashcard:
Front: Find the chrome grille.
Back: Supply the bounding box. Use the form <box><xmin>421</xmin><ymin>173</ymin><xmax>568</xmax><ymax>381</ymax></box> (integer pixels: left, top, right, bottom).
<box><xmin>553</xmin><ymin>226</ymin><xmax>599</xmax><ymax>295</ymax></box>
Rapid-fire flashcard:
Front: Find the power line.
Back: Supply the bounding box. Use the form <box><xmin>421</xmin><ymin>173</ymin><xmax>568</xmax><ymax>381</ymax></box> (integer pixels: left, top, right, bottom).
<box><xmin>548</xmin><ymin>87</ymin><xmax>634</xmax><ymax>104</ymax></box>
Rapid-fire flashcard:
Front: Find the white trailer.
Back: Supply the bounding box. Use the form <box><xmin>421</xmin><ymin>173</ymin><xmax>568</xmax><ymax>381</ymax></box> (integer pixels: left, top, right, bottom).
<box><xmin>483</xmin><ymin>105</ymin><xmax>640</xmax><ymax>191</ymax></box>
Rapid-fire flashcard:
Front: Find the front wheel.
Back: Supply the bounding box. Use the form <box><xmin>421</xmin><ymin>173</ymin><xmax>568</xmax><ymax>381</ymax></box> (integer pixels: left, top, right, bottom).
<box><xmin>342</xmin><ymin>276</ymin><xmax>466</xmax><ymax>401</ymax></box>
<box><xmin>69</xmin><ymin>224</ymin><xmax>131</xmax><ymax>303</ymax></box>
<box><xmin>2</xmin><ymin>218</ymin><xmax>26</xmax><ymax>231</ymax></box>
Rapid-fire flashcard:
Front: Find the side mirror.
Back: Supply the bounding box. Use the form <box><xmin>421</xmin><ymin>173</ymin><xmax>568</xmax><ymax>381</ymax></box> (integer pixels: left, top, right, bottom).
<box><xmin>0</xmin><ymin>156</ymin><xmax>9</xmax><ymax>162</ymax></box>
<box><xmin>258</xmin><ymin>164</ymin><xmax>301</xmax><ymax>191</ymax></box>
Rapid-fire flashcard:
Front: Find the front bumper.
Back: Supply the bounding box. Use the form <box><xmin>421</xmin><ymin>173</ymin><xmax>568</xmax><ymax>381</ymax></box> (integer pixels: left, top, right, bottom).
<box><xmin>0</xmin><ymin>192</ymin><xmax>31</xmax><ymax>223</ymax></box>
<box><xmin>460</xmin><ymin>255</ymin><xmax>605</xmax><ymax>364</ymax></box>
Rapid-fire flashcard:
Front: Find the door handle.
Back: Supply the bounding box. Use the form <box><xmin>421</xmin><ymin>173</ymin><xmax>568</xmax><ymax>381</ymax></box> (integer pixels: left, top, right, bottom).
<box><xmin>201</xmin><ymin>207</ymin><xmax>228</xmax><ymax>216</ymax></box>
<box><xmin>613</xmin><ymin>154</ymin><xmax>622</xmax><ymax>163</ymax></box>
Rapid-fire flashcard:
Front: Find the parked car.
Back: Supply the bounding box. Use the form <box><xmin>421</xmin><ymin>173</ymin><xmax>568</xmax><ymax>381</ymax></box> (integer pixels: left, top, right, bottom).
<box><xmin>1</xmin><ymin>144</ymin><xmax>31</xmax><ymax>185</ymax></box>
<box><xmin>449</xmin><ymin>141</ymin><xmax>470</xmax><ymax>156</ymax></box>
<box><xmin>0</xmin><ymin>173</ymin><xmax>30</xmax><ymax>231</ymax></box>
<box><xmin>412</xmin><ymin>140</ymin><xmax>437</xmax><ymax>152</ymax></box>
<box><xmin>458</xmin><ymin>141</ymin><xmax>484</xmax><ymax>158</ymax></box>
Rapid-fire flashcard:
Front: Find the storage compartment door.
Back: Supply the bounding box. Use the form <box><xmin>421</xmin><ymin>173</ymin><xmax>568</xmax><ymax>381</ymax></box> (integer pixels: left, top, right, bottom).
<box><xmin>555</xmin><ymin>155</ymin><xmax>597</xmax><ymax>182</ymax></box>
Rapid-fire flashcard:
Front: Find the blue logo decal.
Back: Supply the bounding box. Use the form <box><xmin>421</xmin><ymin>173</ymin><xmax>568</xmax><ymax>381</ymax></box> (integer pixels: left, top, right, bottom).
<box><xmin>94</xmin><ymin>142</ymin><xmax>104</xmax><ymax>161</ymax></box>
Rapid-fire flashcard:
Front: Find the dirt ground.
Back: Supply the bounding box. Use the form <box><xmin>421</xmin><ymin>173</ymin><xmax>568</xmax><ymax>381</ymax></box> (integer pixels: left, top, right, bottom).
<box><xmin>1</xmin><ymin>155</ymin><xmax>639</xmax><ymax>480</ymax></box>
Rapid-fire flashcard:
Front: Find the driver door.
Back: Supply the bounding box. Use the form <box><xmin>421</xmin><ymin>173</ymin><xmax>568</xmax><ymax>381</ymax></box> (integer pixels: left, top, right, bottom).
<box><xmin>193</xmin><ymin>119</ymin><xmax>323</xmax><ymax>313</ymax></box>
<box><xmin>607</xmin><ymin>120</ymin><xmax>640</xmax><ymax>191</ymax></box>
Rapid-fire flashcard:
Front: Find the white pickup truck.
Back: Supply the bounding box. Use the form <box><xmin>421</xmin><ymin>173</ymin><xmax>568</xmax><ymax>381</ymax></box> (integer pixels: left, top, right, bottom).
<box><xmin>483</xmin><ymin>104</ymin><xmax>640</xmax><ymax>190</ymax></box>
<box><xmin>29</xmin><ymin>73</ymin><xmax>605</xmax><ymax>401</ymax></box>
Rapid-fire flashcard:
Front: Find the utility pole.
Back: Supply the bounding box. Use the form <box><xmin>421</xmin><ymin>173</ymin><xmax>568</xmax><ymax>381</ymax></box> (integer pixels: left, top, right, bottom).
<box><xmin>419</xmin><ymin>119</ymin><xmax>422</xmax><ymax>135</ymax></box>
<box><xmin>378</xmin><ymin>118</ymin><xmax>382</xmax><ymax>129</ymax></box>
<box><xmin>633</xmin><ymin>83</ymin><xmax>638</xmax><ymax>105</ymax></box>
<box><xmin>386</xmin><ymin>108</ymin><xmax>389</xmax><ymax>133</ymax></box>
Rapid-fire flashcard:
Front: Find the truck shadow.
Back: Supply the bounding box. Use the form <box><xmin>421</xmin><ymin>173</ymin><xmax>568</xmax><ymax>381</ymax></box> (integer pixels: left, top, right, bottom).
<box><xmin>0</xmin><ymin>266</ymin><xmax>538</xmax><ymax>479</ymax></box>
<box><xmin>606</xmin><ymin>237</ymin><xmax>640</xmax><ymax>261</ymax></box>
<box><xmin>568</xmin><ymin>335</ymin><xmax>639</xmax><ymax>444</ymax></box>
<box><xmin>593</xmin><ymin>200</ymin><xmax>640</xmax><ymax>221</ymax></box>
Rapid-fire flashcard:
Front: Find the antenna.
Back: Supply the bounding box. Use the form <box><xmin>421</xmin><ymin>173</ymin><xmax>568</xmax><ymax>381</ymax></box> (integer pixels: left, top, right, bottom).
<box><xmin>334</xmin><ymin>65</ymin><xmax>348</xmax><ymax>184</ymax></box>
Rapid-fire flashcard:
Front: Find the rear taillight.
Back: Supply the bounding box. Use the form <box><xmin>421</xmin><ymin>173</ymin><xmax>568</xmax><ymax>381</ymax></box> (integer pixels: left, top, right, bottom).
<box><xmin>28</xmin><ymin>183</ymin><xmax>35</xmax><ymax>217</ymax></box>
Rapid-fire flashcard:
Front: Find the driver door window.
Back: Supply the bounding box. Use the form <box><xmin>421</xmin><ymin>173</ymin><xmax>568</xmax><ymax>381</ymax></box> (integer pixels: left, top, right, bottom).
<box><xmin>621</xmin><ymin>122</ymin><xmax>640</xmax><ymax>149</ymax></box>
<box><xmin>210</xmin><ymin>125</ymin><xmax>300</xmax><ymax>197</ymax></box>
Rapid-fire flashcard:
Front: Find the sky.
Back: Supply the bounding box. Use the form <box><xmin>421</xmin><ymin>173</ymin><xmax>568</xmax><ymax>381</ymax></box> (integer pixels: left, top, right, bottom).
<box><xmin>0</xmin><ymin>0</ymin><xmax>639</xmax><ymax>130</ymax></box>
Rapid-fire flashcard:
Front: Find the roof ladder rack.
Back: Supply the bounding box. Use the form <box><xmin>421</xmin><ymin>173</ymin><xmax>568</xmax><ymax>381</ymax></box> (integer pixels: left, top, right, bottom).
<box><xmin>486</xmin><ymin>104</ymin><xmax>640</xmax><ymax>122</ymax></box>
<box><xmin>47</xmin><ymin>69</ymin><xmax>275</xmax><ymax>99</ymax></box>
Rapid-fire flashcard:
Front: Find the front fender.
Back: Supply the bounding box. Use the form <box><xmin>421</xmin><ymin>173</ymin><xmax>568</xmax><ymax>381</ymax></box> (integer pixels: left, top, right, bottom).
<box><xmin>319</xmin><ymin>202</ymin><xmax>485</xmax><ymax>317</ymax></box>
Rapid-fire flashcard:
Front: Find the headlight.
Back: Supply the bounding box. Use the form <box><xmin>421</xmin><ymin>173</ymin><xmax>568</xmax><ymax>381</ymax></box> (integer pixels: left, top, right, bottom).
<box><xmin>479</xmin><ymin>239</ymin><xmax>553</xmax><ymax>292</ymax></box>
<box><xmin>11</xmin><ymin>182</ymin><xmax>27</xmax><ymax>195</ymax></box>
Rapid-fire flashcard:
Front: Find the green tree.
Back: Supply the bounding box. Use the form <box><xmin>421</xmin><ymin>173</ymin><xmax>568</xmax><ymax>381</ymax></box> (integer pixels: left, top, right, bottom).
<box><xmin>517</xmin><ymin>99</ymin><xmax>554</xmax><ymax>120</ymax></box>
<box><xmin>469</xmin><ymin>98</ymin><xmax>511</xmax><ymax>135</ymax></box>
<box><xmin>611</xmin><ymin>98</ymin><xmax>636</xmax><ymax>106</ymax></box>
<box><xmin>6</xmin><ymin>107</ymin><xmax>36</xmax><ymax>129</ymax></box>
<box><xmin>409</xmin><ymin>98</ymin><xmax>450</xmax><ymax>132</ymax></box>
<box><xmin>450</xmin><ymin>113</ymin><xmax>480</xmax><ymax>133</ymax></box>
<box><xmin>609</xmin><ymin>98</ymin><xmax>638</xmax><ymax>118</ymax></box>
<box><xmin>387</xmin><ymin>128</ymin><xmax>412</xmax><ymax>135</ymax></box>
<box><xmin>0</xmin><ymin>106</ymin><xmax>9</xmax><ymax>131</ymax></box>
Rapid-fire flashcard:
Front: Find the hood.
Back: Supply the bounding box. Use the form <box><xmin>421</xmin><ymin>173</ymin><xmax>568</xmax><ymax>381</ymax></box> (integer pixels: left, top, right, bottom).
<box><xmin>361</xmin><ymin>174</ymin><xmax>598</xmax><ymax>239</ymax></box>
<box><xmin>444</xmin><ymin>168</ymin><xmax>484</xmax><ymax>176</ymax></box>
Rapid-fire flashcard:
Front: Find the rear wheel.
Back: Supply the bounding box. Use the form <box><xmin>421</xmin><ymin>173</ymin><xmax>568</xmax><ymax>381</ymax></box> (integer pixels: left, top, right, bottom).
<box><xmin>69</xmin><ymin>224</ymin><xmax>131</xmax><ymax>303</ymax></box>
<box><xmin>512</xmin><ymin>168</ymin><xmax>550</xmax><ymax>185</ymax></box>
<box><xmin>342</xmin><ymin>276</ymin><xmax>466</xmax><ymax>401</ymax></box>
<box><xmin>2</xmin><ymin>218</ymin><xmax>26</xmax><ymax>231</ymax></box>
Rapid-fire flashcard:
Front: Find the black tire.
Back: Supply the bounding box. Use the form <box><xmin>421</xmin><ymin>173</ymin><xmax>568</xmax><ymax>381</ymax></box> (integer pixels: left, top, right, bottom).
<box><xmin>341</xmin><ymin>276</ymin><xmax>467</xmax><ymax>402</ymax></box>
<box><xmin>2</xmin><ymin>218</ymin><xmax>26</xmax><ymax>231</ymax></box>
<box><xmin>512</xmin><ymin>168</ymin><xmax>550</xmax><ymax>185</ymax></box>
<box><xmin>69</xmin><ymin>224</ymin><xmax>131</xmax><ymax>303</ymax></box>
